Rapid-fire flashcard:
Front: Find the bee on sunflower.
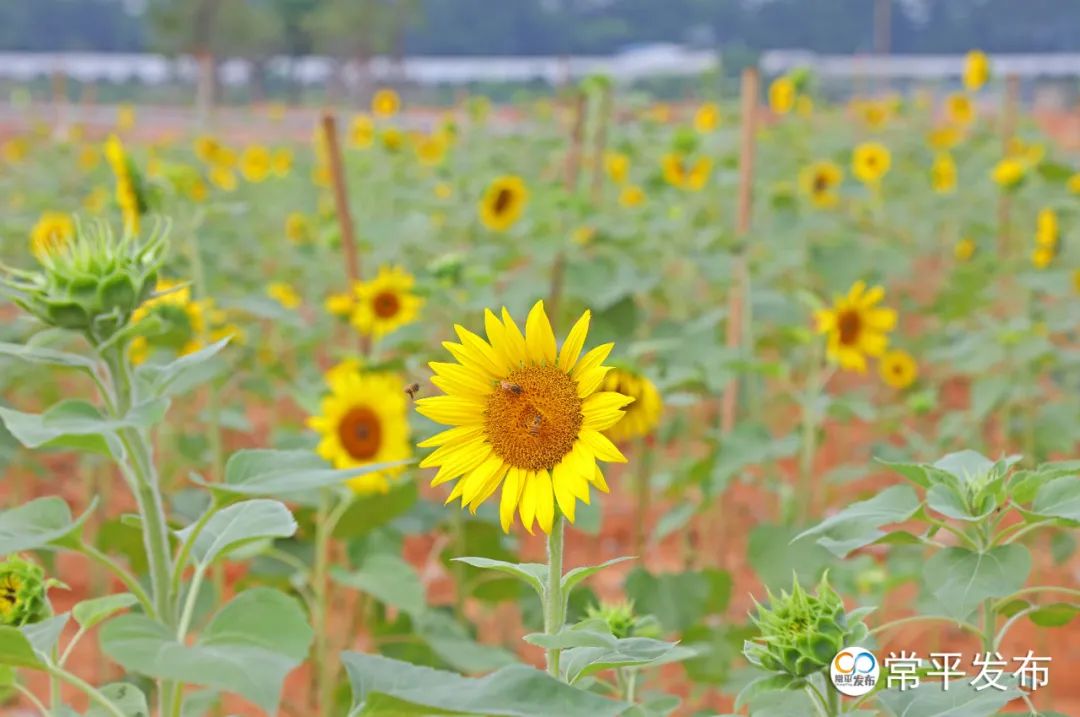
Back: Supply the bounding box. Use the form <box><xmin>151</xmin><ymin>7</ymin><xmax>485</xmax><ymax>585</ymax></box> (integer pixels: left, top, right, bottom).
<box><xmin>415</xmin><ymin>301</ymin><xmax>633</xmax><ymax>533</ymax></box>
<box><xmin>478</xmin><ymin>175</ymin><xmax>528</xmax><ymax>232</ymax></box>
<box><xmin>815</xmin><ymin>281</ymin><xmax>897</xmax><ymax>372</ymax></box>
<box><xmin>307</xmin><ymin>364</ymin><xmax>411</xmax><ymax>494</ymax></box>
<box><xmin>350</xmin><ymin>266</ymin><xmax>423</xmax><ymax>340</ymax></box>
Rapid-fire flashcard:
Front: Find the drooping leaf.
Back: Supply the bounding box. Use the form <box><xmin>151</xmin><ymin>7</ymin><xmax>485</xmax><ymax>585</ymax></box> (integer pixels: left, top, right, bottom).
<box><xmin>135</xmin><ymin>337</ymin><xmax>230</xmax><ymax>397</ymax></box>
<box><xmin>341</xmin><ymin>651</ymin><xmax>627</xmax><ymax>717</ymax></box>
<box><xmin>452</xmin><ymin>557</ymin><xmax>547</xmax><ymax>597</ymax></box>
<box><xmin>86</xmin><ymin>683</ymin><xmax>149</xmax><ymax>717</ymax></box>
<box><xmin>0</xmin><ymin>496</ymin><xmax>95</xmax><ymax>554</ymax></box>
<box><xmin>0</xmin><ymin>627</ymin><xmax>44</xmax><ymax>668</ymax></box>
<box><xmin>73</xmin><ymin>593</ymin><xmax>140</xmax><ymax>631</ymax></box>
<box><xmin>1027</xmin><ymin>602</ymin><xmax>1080</xmax><ymax>628</ymax></box>
<box><xmin>175</xmin><ymin>499</ymin><xmax>296</xmax><ymax>569</ymax></box>
<box><xmin>23</xmin><ymin>613</ymin><xmax>69</xmax><ymax>658</ymax></box>
<box><xmin>1030</xmin><ymin>476</ymin><xmax>1080</xmax><ymax>522</ymax></box>
<box><xmin>796</xmin><ymin>485</ymin><xmax>921</xmax><ymax>557</ymax></box>
<box><xmin>100</xmin><ymin>588</ymin><xmax>312</xmax><ymax>713</ymax></box>
<box><xmin>0</xmin><ymin>342</ymin><xmax>98</xmax><ymax>371</ymax></box>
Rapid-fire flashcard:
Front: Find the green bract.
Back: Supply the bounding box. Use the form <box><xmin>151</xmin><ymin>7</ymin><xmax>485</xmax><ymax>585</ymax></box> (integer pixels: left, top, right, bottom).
<box><xmin>0</xmin><ymin>221</ymin><xmax>166</xmax><ymax>345</ymax></box>
<box><xmin>746</xmin><ymin>574</ymin><xmax>866</xmax><ymax>678</ymax></box>
<box><xmin>0</xmin><ymin>555</ymin><xmax>52</xmax><ymax>627</ymax></box>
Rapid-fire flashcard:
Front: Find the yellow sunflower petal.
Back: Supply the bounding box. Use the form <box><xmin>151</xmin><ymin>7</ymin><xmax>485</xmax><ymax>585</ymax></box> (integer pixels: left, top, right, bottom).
<box><xmin>557</xmin><ymin>310</ymin><xmax>591</xmax><ymax>372</ymax></box>
<box><xmin>525</xmin><ymin>300</ymin><xmax>557</xmax><ymax>365</ymax></box>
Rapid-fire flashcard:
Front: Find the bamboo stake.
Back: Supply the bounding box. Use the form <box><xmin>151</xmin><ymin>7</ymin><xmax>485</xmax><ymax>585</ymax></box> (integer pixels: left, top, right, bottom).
<box><xmin>320</xmin><ymin>112</ymin><xmax>362</xmax><ymax>286</ymax></box>
<box><xmin>590</xmin><ymin>83</ymin><xmax>613</xmax><ymax>205</ymax></box>
<box><xmin>720</xmin><ymin>67</ymin><xmax>759</xmax><ymax>435</ymax></box>
<box><xmin>997</xmin><ymin>74</ymin><xmax>1020</xmax><ymax>256</ymax></box>
<box><xmin>549</xmin><ymin>90</ymin><xmax>588</xmax><ymax>322</ymax></box>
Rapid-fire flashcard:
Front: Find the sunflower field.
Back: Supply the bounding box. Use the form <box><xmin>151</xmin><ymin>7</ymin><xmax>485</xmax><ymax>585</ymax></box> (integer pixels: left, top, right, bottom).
<box><xmin>1</xmin><ymin>50</ymin><xmax>1080</xmax><ymax>717</ymax></box>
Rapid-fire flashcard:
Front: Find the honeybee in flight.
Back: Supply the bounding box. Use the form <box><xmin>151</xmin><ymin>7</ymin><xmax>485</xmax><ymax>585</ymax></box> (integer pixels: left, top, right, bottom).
<box><xmin>404</xmin><ymin>383</ymin><xmax>421</xmax><ymax>400</ymax></box>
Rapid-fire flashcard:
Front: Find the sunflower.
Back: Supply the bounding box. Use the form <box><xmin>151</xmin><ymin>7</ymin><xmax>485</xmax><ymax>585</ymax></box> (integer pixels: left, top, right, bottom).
<box><xmin>605</xmin><ymin>152</ymin><xmax>630</xmax><ymax>184</ymax></box>
<box><xmin>796</xmin><ymin>95</ymin><xmax>814</xmax><ymax>117</ymax></box>
<box><xmin>855</xmin><ymin>99</ymin><xmax>891</xmax><ymax>130</ymax></box>
<box><xmin>209</xmin><ymin>166</ymin><xmax>237</xmax><ymax>192</ymax></box>
<box><xmin>350</xmin><ymin>114</ymin><xmax>375</xmax><ymax>149</ymax></box>
<box><xmin>815</xmin><ymin>281</ymin><xmax>897</xmax><ymax>372</ymax></box>
<box><xmin>693</xmin><ymin>102</ymin><xmax>720</xmax><ymax>133</ymax></box>
<box><xmin>325</xmin><ymin>291</ymin><xmax>355</xmax><ymax>317</ymax></box>
<box><xmin>619</xmin><ymin>185</ymin><xmax>646</xmax><ymax>208</ymax></box>
<box><xmin>267</xmin><ymin>282</ymin><xmax>301</xmax><ymax>310</ymax></box>
<box><xmin>954</xmin><ymin>238</ymin><xmax>976</xmax><ymax>262</ymax></box>
<box><xmin>371</xmin><ymin>88</ymin><xmax>400</xmax><ymax>118</ymax></box>
<box><xmin>116</xmin><ymin>104</ymin><xmax>136</xmax><ymax>132</ymax></box>
<box><xmin>381</xmin><ymin>128</ymin><xmax>404</xmax><ymax>152</ymax></box>
<box><xmin>30</xmin><ymin>212</ymin><xmax>74</xmax><ymax>261</ymax></box>
<box><xmin>878</xmin><ymin>350</ymin><xmax>917</xmax><ymax>390</ymax></box>
<box><xmin>416</xmin><ymin>301</ymin><xmax>632</xmax><ymax>533</ymax></box>
<box><xmin>945</xmin><ymin>93</ymin><xmax>975</xmax><ymax>126</ymax></box>
<box><xmin>600</xmin><ymin>368</ymin><xmax>662</xmax><ymax>443</ymax></box>
<box><xmin>1031</xmin><ymin>247</ymin><xmax>1054</xmax><ymax>270</ymax></box>
<box><xmin>285</xmin><ymin>212</ymin><xmax>311</xmax><ymax>245</ymax></box>
<box><xmin>964</xmin><ymin>50</ymin><xmax>991</xmax><ymax>92</ymax></box>
<box><xmin>415</xmin><ymin>133</ymin><xmax>447</xmax><ymax>167</ymax></box>
<box><xmin>1036</xmin><ymin>208</ymin><xmax>1059</xmax><ymax>249</ymax></box>
<box><xmin>240</xmin><ymin>145</ymin><xmax>272</xmax><ymax>182</ymax></box>
<box><xmin>78</xmin><ymin>145</ymin><xmax>99</xmax><ymax>172</ymax></box>
<box><xmin>769</xmin><ymin>76</ymin><xmax>795</xmax><ymax>115</ymax></box>
<box><xmin>308</xmin><ymin>368</ymin><xmax>411</xmax><ymax>494</ymax></box>
<box><xmin>991</xmin><ymin>158</ymin><xmax>1026</xmax><ymax>189</ymax></box>
<box><xmin>798</xmin><ymin>161</ymin><xmax>843</xmax><ymax>208</ymax></box>
<box><xmin>927</xmin><ymin>126</ymin><xmax>961</xmax><ymax>151</ymax></box>
<box><xmin>661</xmin><ymin>153</ymin><xmax>712</xmax><ymax>191</ymax></box>
<box><xmin>272</xmin><ymin>148</ymin><xmax>293</xmax><ymax>177</ymax></box>
<box><xmin>852</xmin><ymin>142</ymin><xmax>891</xmax><ymax>185</ymax></box>
<box><xmin>351</xmin><ymin>265</ymin><xmax>423</xmax><ymax>340</ymax></box>
<box><xmin>479</xmin><ymin>175</ymin><xmax>528</xmax><ymax>232</ymax></box>
<box><xmin>930</xmin><ymin>153</ymin><xmax>957</xmax><ymax>194</ymax></box>
<box><xmin>1067</xmin><ymin>173</ymin><xmax>1080</xmax><ymax>195</ymax></box>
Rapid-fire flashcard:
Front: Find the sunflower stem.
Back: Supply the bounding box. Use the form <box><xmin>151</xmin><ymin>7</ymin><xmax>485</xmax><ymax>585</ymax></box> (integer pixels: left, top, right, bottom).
<box><xmin>544</xmin><ymin>512</ymin><xmax>566</xmax><ymax>679</ymax></box>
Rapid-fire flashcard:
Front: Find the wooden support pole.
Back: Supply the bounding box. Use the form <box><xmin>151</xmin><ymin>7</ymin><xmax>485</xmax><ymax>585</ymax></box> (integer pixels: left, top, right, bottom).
<box><xmin>998</xmin><ymin>74</ymin><xmax>1020</xmax><ymax>256</ymax></box>
<box><xmin>720</xmin><ymin>67</ymin><xmax>759</xmax><ymax>436</ymax></box>
<box><xmin>550</xmin><ymin>90</ymin><xmax>588</xmax><ymax>323</ymax></box>
<box><xmin>320</xmin><ymin>112</ymin><xmax>362</xmax><ymax>286</ymax></box>
<box><xmin>590</xmin><ymin>83</ymin><xmax>613</xmax><ymax>204</ymax></box>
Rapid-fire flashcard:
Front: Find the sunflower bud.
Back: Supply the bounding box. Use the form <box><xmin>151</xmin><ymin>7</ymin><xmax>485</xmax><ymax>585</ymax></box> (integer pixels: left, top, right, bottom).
<box><xmin>747</xmin><ymin>574</ymin><xmax>866</xmax><ymax>678</ymax></box>
<box><xmin>586</xmin><ymin>599</ymin><xmax>661</xmax><ymax>640</ymax></box>
<box><xmin>0</xmin><ymin>555</ymin><xmax>53</xmax><ymax>627</ymax></box>
<box><xmin>1</xmin><ymin>220</ymin><xmax>167</xmax><ymax>345</ymax></box>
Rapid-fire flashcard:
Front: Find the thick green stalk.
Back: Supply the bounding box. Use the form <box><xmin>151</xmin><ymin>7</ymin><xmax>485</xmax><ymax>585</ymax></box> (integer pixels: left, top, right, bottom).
<box><xmin>826</xmin><ymin>683</ymin><xmax>840</xmax><ymax>716</ymax></box>
<box><xmin>544</xmin><ymin>512</ymin><xmax>566</xmax><ymax>679</ymax></box>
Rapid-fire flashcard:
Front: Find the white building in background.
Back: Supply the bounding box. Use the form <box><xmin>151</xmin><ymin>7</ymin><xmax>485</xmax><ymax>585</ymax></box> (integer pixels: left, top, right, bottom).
<box><xmin>761</xmin><ymin>50</ymin><xmax>1080</xmax><ymax>79</ymax></box>
<box><xmin>0</xmin><ymin>45</ymin><xmax>718</xmax><ymax>87</ymax></box>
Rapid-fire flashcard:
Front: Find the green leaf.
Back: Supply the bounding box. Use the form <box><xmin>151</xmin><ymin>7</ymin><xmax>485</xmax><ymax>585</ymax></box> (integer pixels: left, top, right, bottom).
<box><xmin>331</xmin><ymin>554</ymin><xmax>426</xmax><ymax>616</ymax></box>
<box><xmin>0</xmin><ymin>627</ymin><xmax>44</xmax><ymax>668</ymax></box>
<box><xmin>561</xmin><ymin>637</ymin><xmax>691</xmax><ymax>683</ymax></box>
<box><xmin>135</xmin><ymin>337</ymin><xmax>230</xmax><ymax>397</ymax></box>
<box><xmin>0</xmin><ymin>399</ymin><xmax>168</xmax><ymax>455</ymax></box>
<box><xmin>747</xmin><ymin>523</ymin><xmax>831</xmax><ymax>591</ymax></box>
<box><xmin>100</xmin><ymin>588</ymin><xmax>312</xmax><ymax>713</ymax></box>
<box><xmin>24</xmin><ymin>613</ymin><xmax>69</xmax><ymax>657</ymax></box>
<box><xmin>877</xmin><ymin>676</ymin><xmax>1019</xmax><ymax>716</ymax></box>
<box><xmin>796</xmin><ymin>485</ymin><xmax>921</xmax><ymax>557</ymax></box>
<box><xmin>926</xmin><ymin>484</ymin><xmax>991</xmax><ymax>522</ymax></box>
<box><xmin>414</xmin><ymin>611</ymin><xmax>516</xmax><ymax>673</ymax></box>
<box><xmin>0</xmin><ymin>496</ymin><xmax>94</xmax><ymax>554</ymax></box>
<box><xmin>923</xmin><ymin>546</ymin><xmax>1031</xmax><ymax>620</ymax></box>
<box><xmin>0</xmin><ymin>341</ymin><xmax>97</xmax><ymax>371</ymax></box>
<box><xmin>87</xmin><ymin>683</ymin><xmax>149</xmax><ymax>717</ymax></box>
<box><xmin>452</xmin><ymin>557</ymin><xmax>547</xmax><ymax>596</ymax></box>
<box><xmin>1031</xmin><ymin>476</ymin><xmax>1080</xmax><ymax>522</ymax></box>
<box><xmin>74</xmin><ymin>593</ymin><xmax>139</xmax><ymax>631</ymax></box>
<box><xmin>624</xmin><ymin>568</ymin><xmax>729</xmax><ymax>632</ymax></box>
<box><xmin>1028</xmin><ymin>602</ymin><xmax>1080</xmax><ymax>628</ymax></box>
<box><xmin>175</xmin><ymin>499</ymin><xmax>296</xmax><ymax>569</ymax></box>
<box><xmin>333</xmin><ymin>481</ymin><xmax>418</xmax><ymax>539</ymax></box>
<box><xmin>652</xmin><ymin>503</ymin><xmax>695</xmax><ymax>543</ymax></box>
<box><xmin>201</xmin><ymin>449</ymin><xmax>409</xmax><ymax>501</ymax></box>
<box><xmin>341</xmin><ymin>651</ymin><xmax>627</xmax><ymax>717</ymax></box>
<box><xmin>561</xmin><ymin>556</ymin><xmax>634</xmax><ymax>596</ymax></box>
<box><xmin>877</xmin><ymin>458</ymin><xmax>933</xmax><ymax>488</ymax></box>
<box><xmin>734</xmin><ymin>673</ymin><xmax>803</xmax><ymax>711</ymax></box>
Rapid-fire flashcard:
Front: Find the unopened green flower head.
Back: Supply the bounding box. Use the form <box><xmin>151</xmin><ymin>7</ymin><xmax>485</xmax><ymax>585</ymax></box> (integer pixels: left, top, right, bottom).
<box><xmin>586</xmin><ymin>599</ymin><xmax>661</xmax><ymax>640</ymax></box>
<box><xmin>0</xmin><ymin>555</ymin><xmax>52</xmax><ymax>627</ymax></box>
<box><xmin>1</xmin><ymin>219</ymin><xmax>167</xmax><ymax>345</ymax></box>
<box><xmin>748</xmin><ymin>573</ymin><xmax>865</xmax><ymax>678</ymax></box>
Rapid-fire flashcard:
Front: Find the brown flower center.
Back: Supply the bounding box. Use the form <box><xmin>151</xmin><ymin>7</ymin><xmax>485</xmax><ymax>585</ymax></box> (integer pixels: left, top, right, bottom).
<box><xmin>837</xmin><ymin>309</ymin><xmax>862</xmax><ymax>346</ymax></box>
<box><xmin>338</xmin><ymin>406</ymin><xmax>382</xmax><ymax>460</ymax></box>
<box><xmin>813</xmin><ymin>172</ymin><xmax>829</xmax><ymax>193</ymax></box>
<box><xmin>492</xmin><ymin>187</ymin><xmax>515</xmax><ymax>215</ymax></box>
<box><xmin>485</xmin><ymin>365</ymin><xmax>583</xmax><ymax>471</ymax></box>
<box><xmin>372</xmin><ymin>291</ymin><xmax>401</xmax><ymax>319</ymax></box>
